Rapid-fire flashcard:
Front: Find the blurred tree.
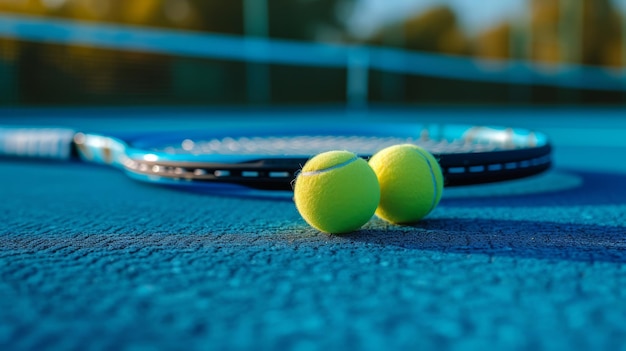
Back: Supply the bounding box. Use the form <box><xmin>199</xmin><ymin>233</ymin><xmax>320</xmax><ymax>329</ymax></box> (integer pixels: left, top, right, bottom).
<box><xmin>581</xmin><ymin>0</ymin><xmax>622</xmax><ymax>67</ymax></box>
<box><xmin>2</xmin><ymin>0</ymin><xmax>624</xmax><ymax>106</ymax></box>
<box><xmin>267</xmin><ymin>0</ymin><xmax>354</xmax><ymax>41</ymax></box>
<box><xmin>368</xmin><ymin>6</ymin><xmax>470</xmax><ymax>55</ymax></box>
<box><xmin>603</xmin><ymin>35</ymin><xmax>623</xmax><ymax>67</ymax></box>
<box><xmin>528</xmin><ymin>0</ymin><xmax>561</xmax><ymax>64</ymax></box>
<box><xmin>0</xmin><ymin>0</ymin><xmax>244</xmax><ymax>33</ymax></box>
<box><xmin>0</xmin><ymin>0</ymin><xmax>47</xmax><ymax>14</ymax></box>
<box><xmin>474</xmin><ymin>23</ymin><xmax>510</xmax><ymax>60</ymax></box>
<box><xmin>403</xmin><ymin>6</ymin><xmax>468</xmax><ymax>54</ymax></box>
<box><xmin>473</xmin><ymin>0</ymin><xmax>624</xmax><ymax>67</ymax></box>
<box><xmin>184</xmin><ymin>1</ymin><xmax>244</xmax><ymax>34</ymax></box>
<box><xmin>530</xmin><ymin>0</ymin><xmax>623</xmax><ymax>67</ymax></box>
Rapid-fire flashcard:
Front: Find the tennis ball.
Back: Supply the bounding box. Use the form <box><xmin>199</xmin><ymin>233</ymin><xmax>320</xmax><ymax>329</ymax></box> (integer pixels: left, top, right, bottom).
<box><xmin>369</xmin><ymin>144</ymin><xmax>444</xmax><ymax>224</ymax></box>
<box><xmin>294</xmin><ymin>150</ymin><xmax>380</xmax><ymax>234</ymax></box>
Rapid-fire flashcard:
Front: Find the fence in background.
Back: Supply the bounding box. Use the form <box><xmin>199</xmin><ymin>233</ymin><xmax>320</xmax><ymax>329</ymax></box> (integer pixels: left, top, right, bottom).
<box><xmin>0</xmin><ymin>13</ymin><xmax>625</xmax><ymax>106</ymax></box>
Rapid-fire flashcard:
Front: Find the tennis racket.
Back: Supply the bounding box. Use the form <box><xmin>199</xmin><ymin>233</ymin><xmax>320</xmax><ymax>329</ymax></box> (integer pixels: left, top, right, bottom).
<box><xmin>0</xmin><ymin>123</ymin><xmax>551</xmax><ymax>195</ymax></box>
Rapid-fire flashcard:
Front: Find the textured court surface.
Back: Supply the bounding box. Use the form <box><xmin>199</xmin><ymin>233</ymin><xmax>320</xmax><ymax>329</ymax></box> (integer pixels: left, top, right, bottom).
<box><xmin>1</xmin><ymin>107</ymin><xmax>625</xmax><ymax>351</ymax></box>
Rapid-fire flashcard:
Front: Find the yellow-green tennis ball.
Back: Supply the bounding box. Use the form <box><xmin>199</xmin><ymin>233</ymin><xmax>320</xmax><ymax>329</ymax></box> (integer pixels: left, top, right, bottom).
<box><xmin>294</xmin><ymin>150</ymin><xmax>380</xmax><ymax>234</ymax></box>
<box><xmin>369</xmin><ymin>144</ymin><xmax>444</xmax><ymax>224</ymax></box>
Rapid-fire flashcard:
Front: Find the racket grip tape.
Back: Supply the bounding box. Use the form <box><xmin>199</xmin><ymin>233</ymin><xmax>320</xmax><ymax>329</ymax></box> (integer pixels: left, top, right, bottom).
<box><xmin>0</xmin><ymin>127</ymin><xmax>76</xmax><ymax>160</ymax></box>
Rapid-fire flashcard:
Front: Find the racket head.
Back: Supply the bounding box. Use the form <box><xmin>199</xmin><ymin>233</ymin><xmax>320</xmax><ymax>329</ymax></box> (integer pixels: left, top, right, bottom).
<box><xmin>103</xmin><ymin>123</ymin><xmax>551</xmax><ymax>195</ymax></box>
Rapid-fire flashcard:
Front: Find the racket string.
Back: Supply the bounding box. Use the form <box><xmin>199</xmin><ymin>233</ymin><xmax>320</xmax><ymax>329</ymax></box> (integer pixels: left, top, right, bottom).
<box><xmin>156</xmin><ymin>135</ymin><xmax>508</xmax><ymax>156</ymax></box>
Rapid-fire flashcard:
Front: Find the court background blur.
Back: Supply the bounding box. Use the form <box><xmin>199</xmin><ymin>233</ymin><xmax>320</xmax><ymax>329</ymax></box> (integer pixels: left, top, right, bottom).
<box><xmin>0</xmin><ymin>0</ymin><xmax>625</xmax><ymax>108</ymax></box>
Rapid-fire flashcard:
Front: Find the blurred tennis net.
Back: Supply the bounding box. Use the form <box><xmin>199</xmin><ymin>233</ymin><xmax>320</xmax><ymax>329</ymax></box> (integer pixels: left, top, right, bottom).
<box><xmin>0</xmin><ymin>13</ymin><xmax>624</xmax><ymax>106</ymax></box>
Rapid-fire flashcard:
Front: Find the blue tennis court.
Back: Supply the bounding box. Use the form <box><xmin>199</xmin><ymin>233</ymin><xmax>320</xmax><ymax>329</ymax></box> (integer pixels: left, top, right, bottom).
<box><xmin>1</xmin><ymin>3</ymin><xmax>626</xmax><ymax>351</ymax></box>
<box><xmin>2</xmin><ymin>106</ymin><xmax>626</xmax><ymax>350</ymax></box>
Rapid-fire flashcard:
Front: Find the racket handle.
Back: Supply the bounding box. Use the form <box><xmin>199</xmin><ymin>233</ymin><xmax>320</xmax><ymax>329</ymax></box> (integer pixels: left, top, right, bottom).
<box><xmin>0</xmin><ymin>127</ymin><xmax>76</xmax><ymax>160</ymax></box>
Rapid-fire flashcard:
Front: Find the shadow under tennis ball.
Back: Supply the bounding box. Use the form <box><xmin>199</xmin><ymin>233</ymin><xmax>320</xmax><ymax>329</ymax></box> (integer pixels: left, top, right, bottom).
<box><xmin>344</xmin><ymin>218</ymin><xmax>626</xmax><ymax>263</ymax></box>
<box><xmin>442</xmin><ymin>170</ymin><xmax>582</xmax><ymax>199</ymax></box>
<box><xmin>440</xmin><ymin>169</ymin><xmax>626</xmax><ymax>206</ymax></box>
